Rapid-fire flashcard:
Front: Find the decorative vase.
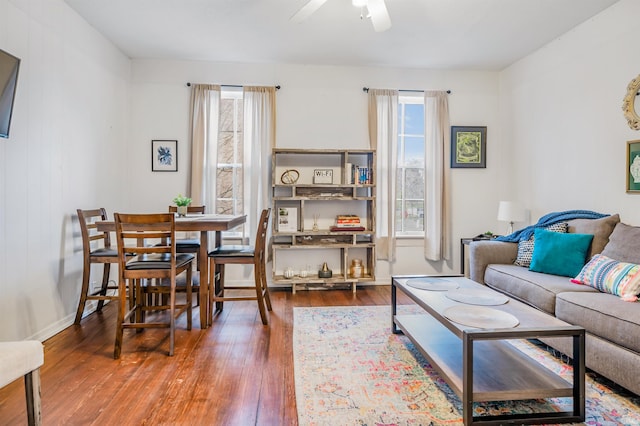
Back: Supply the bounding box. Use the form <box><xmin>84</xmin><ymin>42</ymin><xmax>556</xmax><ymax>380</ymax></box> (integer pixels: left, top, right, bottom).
<box><xmin>349</xmin><ymin>259</ymin><xmax>363</xmax><ymax>278</ymax></box>
<box><xmin>177</xmin><ymin>205</ymin><xmax>188</xmax><ymax>216</ymax></box>
<box><xmin>318</xmin><ymin>262</ymin><xmax>332</xmax><ymax>278</ymax></box>
<box><xmin>283</xmin><ymin>267</ymin><xmax>295</xmax><ymax>279</ymax></box>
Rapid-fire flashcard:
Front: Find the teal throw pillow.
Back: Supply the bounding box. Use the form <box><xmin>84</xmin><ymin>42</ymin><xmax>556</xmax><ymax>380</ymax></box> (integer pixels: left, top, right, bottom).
<box><xmin>529</xmin><ymin>228</ymin><xmax>594</xmax><ymax>277</ymax></box>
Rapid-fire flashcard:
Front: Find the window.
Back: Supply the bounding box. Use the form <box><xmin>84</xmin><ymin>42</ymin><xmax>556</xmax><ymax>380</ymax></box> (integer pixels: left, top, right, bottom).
<box><xmin>396</xmin><ymin>95</ymin><xmax>425</xmax><ymax>236</ymax></box>
<box><xmin>216</xmin><ymin>88</ymin><xmax>244</xmax><ymax>216</ymax></box>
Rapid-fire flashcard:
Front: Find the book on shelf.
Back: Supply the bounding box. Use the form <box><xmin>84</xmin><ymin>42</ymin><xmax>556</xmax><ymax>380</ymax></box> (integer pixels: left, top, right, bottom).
<box><xmin>330</xmin><ymin>226</ymin><xmax>366</xmax><ymax>232</ymax></box>
<box><xmin>335</xmin><ymin>215</ymin><xmax>361</xmax><ymax>225</ymax></box>
<box><xmin>346</xmin><ymin>164</ymin><xmax>373</xmax><ymax>185</ymax></box>
<box><xmin>336</xmin><ymin>214</ymin><xmax>360</xmax><ymax>222</ymax></box>
<box><xmin>345</xmin><ymin>162</ymin><xmax>353</xmax><ymax>184</ymax></box>
<box><xmin>336</xmin><ymin>214</ymin><xmax>359</xmax><ymax>219</ymax></box>
<box><xmin>332</xmin><ymin>215</ymin><xmax>364</xmax><ymax>231</ymax></box>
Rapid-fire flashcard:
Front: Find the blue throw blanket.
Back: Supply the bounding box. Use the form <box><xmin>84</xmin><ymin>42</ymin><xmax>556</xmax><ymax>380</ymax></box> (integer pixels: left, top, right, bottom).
<box><xmin>495</xmin><ymin>210</ymin><xmax>609</xmax><ymax>242</ymax></box>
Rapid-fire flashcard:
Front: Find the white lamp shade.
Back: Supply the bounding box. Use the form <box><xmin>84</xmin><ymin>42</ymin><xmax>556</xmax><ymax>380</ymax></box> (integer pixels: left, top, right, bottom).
<box><xmin>497</xmin><ymin>201</ymin><xmax>525</xmax><ymax>223</ymax></box>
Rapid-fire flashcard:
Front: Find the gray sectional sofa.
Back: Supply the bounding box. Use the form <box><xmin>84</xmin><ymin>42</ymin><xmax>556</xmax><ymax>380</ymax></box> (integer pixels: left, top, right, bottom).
<box><xmin>469</xmin><ymin>214</ymin><xmax>640</xmax><ymax>395</ymax></box>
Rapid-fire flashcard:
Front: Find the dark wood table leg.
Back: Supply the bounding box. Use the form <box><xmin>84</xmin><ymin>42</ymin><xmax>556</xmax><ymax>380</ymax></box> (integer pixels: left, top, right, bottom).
<box><xmin>199</xmin><ymin>230</ymin><xmax>209</xmax><ymax>329</ymax></box>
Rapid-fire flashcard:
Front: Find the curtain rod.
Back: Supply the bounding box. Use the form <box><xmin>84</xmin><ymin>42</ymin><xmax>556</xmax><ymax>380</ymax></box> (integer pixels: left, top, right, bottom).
<box><xmin>186</xmin><ymin>82</ymin><xmax>280</xmax><ymax>90</ymax></box>
<box><xmin>362</xmin><ymin>87</ymin><xmax>451</xmax><ymax>94</ymax></box>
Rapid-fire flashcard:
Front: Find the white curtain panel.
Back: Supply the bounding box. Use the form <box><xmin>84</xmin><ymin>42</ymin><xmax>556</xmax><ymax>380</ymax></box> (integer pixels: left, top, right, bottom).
<box><xmin>243</xmin><ymin>86</ymin><xmax>276</xmax><ymax>243</ymax></box>
<box><xmin>368</xmin><ymin>89</ymin><xmax>398</xmax><ymax>261</ymax></box>
<box><xmin>189</xmin><ymin>84</ymin><xmax>221</xmax><ymax>211</ymax></box>
<box><xmin>423</xmin><ymin>91</ymin><xmax>451</xmax><ymax>261</ymax></box>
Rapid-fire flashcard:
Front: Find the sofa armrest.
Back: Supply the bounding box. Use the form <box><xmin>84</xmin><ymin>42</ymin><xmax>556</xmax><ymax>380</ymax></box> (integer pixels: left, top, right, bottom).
<box><xmin>469</xmin><ymin>240</ymin><xmax>518</xmax><ymax>284</ymax></box>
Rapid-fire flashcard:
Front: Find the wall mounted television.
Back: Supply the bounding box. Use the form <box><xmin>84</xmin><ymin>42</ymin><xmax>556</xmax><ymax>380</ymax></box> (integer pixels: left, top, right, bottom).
<box><xmin>0</xmin><ymin>48</ymin><xmax>21</xmax><ymax>139</ymax></box>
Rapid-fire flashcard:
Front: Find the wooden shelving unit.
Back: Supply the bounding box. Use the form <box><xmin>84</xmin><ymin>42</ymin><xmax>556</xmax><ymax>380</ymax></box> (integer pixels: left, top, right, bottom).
<box><xmin>271</xmin><ymin>148</ymin><xmax>376</xmax><ymax>293</ymax></box>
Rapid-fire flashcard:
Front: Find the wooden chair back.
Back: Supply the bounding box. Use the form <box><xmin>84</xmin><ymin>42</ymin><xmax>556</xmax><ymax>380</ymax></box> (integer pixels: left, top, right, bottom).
<box><xmin>168</xmin><ymin>205</ymin><xmax>206</xmax><ymax>214</ymax></box>
<box><xmin>254</xmin><ymin>208</ymin><xmax>271</xmax><ymax>262</ymax></box>
<box><xmin>169</xmin><ymin>205</ymin><xmax>205</xmax><ymax>243</ymax></box>
<box><xmin>77</xmin><ymin>208</ymin><xmax>113</xmax><ymax>257</ymax></box>
<box><xmin>114</xmin><ymin>213</ymin><xmax>176</xmax><ymax>278</ymax></box>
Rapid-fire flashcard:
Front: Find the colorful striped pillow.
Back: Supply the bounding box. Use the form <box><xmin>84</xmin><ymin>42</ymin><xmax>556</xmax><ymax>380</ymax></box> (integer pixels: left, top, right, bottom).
<box><xmin>571</xmin><ymin>254</ymin><xmax>640</xmax><ymax>302</ymax></box>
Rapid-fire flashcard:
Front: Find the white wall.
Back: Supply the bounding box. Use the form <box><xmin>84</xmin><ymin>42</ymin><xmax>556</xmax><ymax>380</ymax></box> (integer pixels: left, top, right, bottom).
<box><xmin>0</xmin><ymin>0</ymin><xmax>130</xmax><ymax>341</ymax></box>
<box><xmin>129</xmin><ymin>60</ymin><xmax>503</xmax><ymax>284</ymax></box>
<box><xmin>499</xmin><ymin>0</ymin><xmax>640</xmax><ymax>225</ymax></box>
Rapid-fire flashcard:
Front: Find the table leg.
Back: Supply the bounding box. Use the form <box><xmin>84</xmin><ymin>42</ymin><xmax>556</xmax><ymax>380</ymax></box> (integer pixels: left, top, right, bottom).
<box><xmin>460</xmin><ymin>240</ymin><xmax>465</xmax><ymax>275</ymax></box>
<box><xmin>199</xmin><ymin>230</ymin><xmax>209</xmax><ymax>329</ymax></box>
<box><xmin>391</xmin><ymin>280</ymin><xmax>400</xmax><ymax>334</ymax></box>
<box><xmin>462</xmin><ymin>333</ymin><xmax>473</xmax><ymax>426</ymax></box>
<box><xmin>573</xmin><ymin>331</ymin><xmax>586</xmax><ymax>420</ymax></box>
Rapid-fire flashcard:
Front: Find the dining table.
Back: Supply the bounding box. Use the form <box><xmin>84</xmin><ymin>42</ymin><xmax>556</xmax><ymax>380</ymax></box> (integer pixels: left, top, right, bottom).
<box><xmin>97</xmin><ymin>213</ymin><xmax>247</xmax><ymax>329</ymax></box>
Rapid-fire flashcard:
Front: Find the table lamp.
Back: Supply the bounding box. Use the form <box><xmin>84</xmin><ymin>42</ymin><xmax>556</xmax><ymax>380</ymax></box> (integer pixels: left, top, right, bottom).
<box><xmin>497</xmin><ymin>201</ymin><xmax>525</xmax><ymax>234</ymax></box>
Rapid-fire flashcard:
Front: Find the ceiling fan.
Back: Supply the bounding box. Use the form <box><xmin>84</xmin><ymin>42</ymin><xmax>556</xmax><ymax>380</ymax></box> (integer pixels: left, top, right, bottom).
<box><xmin>291</xmin><ymin>0</ymin><xmax>392</xmax><ymax>32</ymax></box>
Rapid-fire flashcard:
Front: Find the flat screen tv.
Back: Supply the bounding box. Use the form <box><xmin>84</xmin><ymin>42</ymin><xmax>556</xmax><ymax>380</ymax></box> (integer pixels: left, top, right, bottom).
<box><xmin>0</xmin><ymin>48</ymin><xmax>20</xmax><ymax>139</ymax></box>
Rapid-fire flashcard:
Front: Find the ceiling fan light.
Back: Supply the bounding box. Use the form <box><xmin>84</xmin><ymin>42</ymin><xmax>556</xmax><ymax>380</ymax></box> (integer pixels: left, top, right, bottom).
<box><xmin>367</xmin><ymin>0</ymin><xmax>391</xmax><ymax>32</ymax></box>
<box><xmin>352</xmin><ymin>0</ymin><xmax>367</xmax><ymax>7</ymax></box>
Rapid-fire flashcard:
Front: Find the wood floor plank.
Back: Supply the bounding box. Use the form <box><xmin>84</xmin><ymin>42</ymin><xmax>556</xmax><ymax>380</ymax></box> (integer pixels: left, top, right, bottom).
<box><xmin>0</xmin><ymin>285</ymin><xmax>407</xmax><ymax>425</ymax></box>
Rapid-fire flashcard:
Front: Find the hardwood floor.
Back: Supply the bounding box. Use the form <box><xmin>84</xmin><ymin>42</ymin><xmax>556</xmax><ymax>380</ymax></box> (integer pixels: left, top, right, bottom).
<box><xmin>0</xmin><ymin>286</ymin><xmax>411</xmax><ymax>425</ymax></box>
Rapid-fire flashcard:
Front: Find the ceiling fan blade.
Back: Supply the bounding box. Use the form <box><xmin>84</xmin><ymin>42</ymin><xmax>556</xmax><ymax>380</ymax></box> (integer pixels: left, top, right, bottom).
<box><xmin>290</xmin><ymin>0</ymin><xmax>329</xmax><ymax>23</ymax></box>
<box><xmin>367</xmin><ymin>0</ymin><xmax>391</xmax><ymax>32</ymax></box>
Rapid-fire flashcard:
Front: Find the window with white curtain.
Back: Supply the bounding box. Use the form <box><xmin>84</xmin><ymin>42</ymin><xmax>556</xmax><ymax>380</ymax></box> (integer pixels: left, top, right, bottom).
<box><xmin>216</xmin><ymin>88</ymin><xmax>244</xmax><ymax>216</ymax></box>
<box><xmin>396</xmin><ymin>94</ymin><xmax>425</xmax><ymax>236</ymax></box>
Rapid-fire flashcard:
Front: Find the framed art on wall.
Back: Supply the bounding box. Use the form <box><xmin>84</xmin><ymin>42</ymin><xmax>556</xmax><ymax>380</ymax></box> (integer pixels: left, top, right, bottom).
<box><xmin>627</xmin><ymin>140</ymin><xmax>640</xmax><ymax>193</ymax></box>
<box><xmin>451</xmin><ymin>126</ymin><xmax>487</xmax><ymax>168</ymax></box>
<box><xmin>152</xmin><ymin>140</ymin><xmax>178</xmax><ymax>172</ymax></box>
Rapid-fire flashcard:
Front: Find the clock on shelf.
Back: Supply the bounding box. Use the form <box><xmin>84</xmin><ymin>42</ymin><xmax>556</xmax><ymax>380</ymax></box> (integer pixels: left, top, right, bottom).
<box><xmin>280</xmin><ymin>169</ymin><xmax>300</xmax><ymax>184</ymax></box>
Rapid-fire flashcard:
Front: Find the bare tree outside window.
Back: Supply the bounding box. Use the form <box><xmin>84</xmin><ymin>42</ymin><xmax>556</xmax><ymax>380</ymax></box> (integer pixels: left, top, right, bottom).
<box><xmin>217</xmin><ymin>92</ymin><xmax>244</xmax><ymax>215</ymax></box>
<box><xmin>396</xmin><ymin>96</ymin><xmax>425</xmax><ymax>235</ymax></box>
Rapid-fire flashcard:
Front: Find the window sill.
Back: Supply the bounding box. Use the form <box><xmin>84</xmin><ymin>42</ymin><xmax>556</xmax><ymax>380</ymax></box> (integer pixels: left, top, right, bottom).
<box><xmin>395</xmin><ymin>236</ymin><xmax>424</xmax><ymax>247</ymax></box>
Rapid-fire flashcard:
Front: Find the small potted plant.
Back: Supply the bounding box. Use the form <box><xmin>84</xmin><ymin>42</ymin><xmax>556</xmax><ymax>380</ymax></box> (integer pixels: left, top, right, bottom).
<box><xmin>173</xmin><ymin>194</ymin><xmax>192</xmax><ymax>216</ymax></box>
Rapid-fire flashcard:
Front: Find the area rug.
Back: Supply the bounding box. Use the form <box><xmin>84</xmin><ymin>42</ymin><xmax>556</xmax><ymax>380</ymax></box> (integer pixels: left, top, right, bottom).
<box><xmin>293</xmin><ymin>305</ymin><xmax>640</xmax><ymax>426</ymax></box>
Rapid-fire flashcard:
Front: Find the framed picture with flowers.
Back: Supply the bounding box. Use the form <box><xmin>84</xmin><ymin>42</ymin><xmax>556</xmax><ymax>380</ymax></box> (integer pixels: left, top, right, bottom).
<box><xmin>152</xmin><ymin>139</ymin><xmax>178</xmax><ymax>172</ymax></box>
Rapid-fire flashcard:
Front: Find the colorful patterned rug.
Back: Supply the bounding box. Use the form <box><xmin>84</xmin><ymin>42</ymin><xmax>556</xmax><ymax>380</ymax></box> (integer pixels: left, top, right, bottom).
<box><xmin>293</xmin><ymin>305</ymin><xmax>640</xmax><ymax>425</ymax></box>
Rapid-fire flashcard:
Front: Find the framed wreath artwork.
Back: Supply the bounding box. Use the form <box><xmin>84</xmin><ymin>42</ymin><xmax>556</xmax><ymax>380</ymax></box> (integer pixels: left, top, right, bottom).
<box><xmin>152</xmin><ymin>140</ymin><xmax>178</xmax><ymax>172</ymax></box>
<box><xmin>451</xmin><ymin>126</ymin><xmax>487</xmax><ymax>168</ymax></box>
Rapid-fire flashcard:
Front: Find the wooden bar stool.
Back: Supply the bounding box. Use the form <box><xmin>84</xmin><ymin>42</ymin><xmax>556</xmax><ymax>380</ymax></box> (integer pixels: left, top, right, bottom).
<box><xmin>208</xmin><ymin>208</ymin><xmax>272</xmax><ymax>325</ymax></box>
<box><xmin>113</xmin><ymin>213</ymin><xmax>194</xmax><ymax>358</ymax></box>
<box><xmin>74</xmin><ymin>208</ymin><xmax>119</xmax><ymax>325</ymax></box>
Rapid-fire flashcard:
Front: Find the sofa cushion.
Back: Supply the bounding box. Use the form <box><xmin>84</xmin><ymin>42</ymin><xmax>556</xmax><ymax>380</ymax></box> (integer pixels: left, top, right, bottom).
<box><xmin>484</xmin><ymin>264</ymin><xmax>598</xmax><ymax>315</ymax></box>
<box><xmin>571</xmin><ymin>254</ymin><xmax>640</xmax><ymax>301</ymax></box>
<box><xmin>514</xmin><ymin>222</ymin><xmax>567</xmax><ymax>267</ymax></box>
<box><xmin>566</xmin><ymin>213</ymin><xmax>620</xmax><ymax>259</ymax></box>
<box><xmin>601</xmin><ymin>222</ymin><xmax>640</xmax><ymax>264</ymax></box>
<box><xmin>555</xmin><ymin>291</ymin><xmax>640</xmax><ymax>354</ymax></box>
<box><xmin>529</xmin><ymin>229</ymin><xmax>593</xmax><ymax>277</ymax></box>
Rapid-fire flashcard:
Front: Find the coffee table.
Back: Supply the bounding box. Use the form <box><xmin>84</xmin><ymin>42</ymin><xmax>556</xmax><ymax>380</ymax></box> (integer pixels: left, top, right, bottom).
<box><xmin>391</xmin><ymin>275</ymin><xmax>585</xmax><ymax>425</ymax></box>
